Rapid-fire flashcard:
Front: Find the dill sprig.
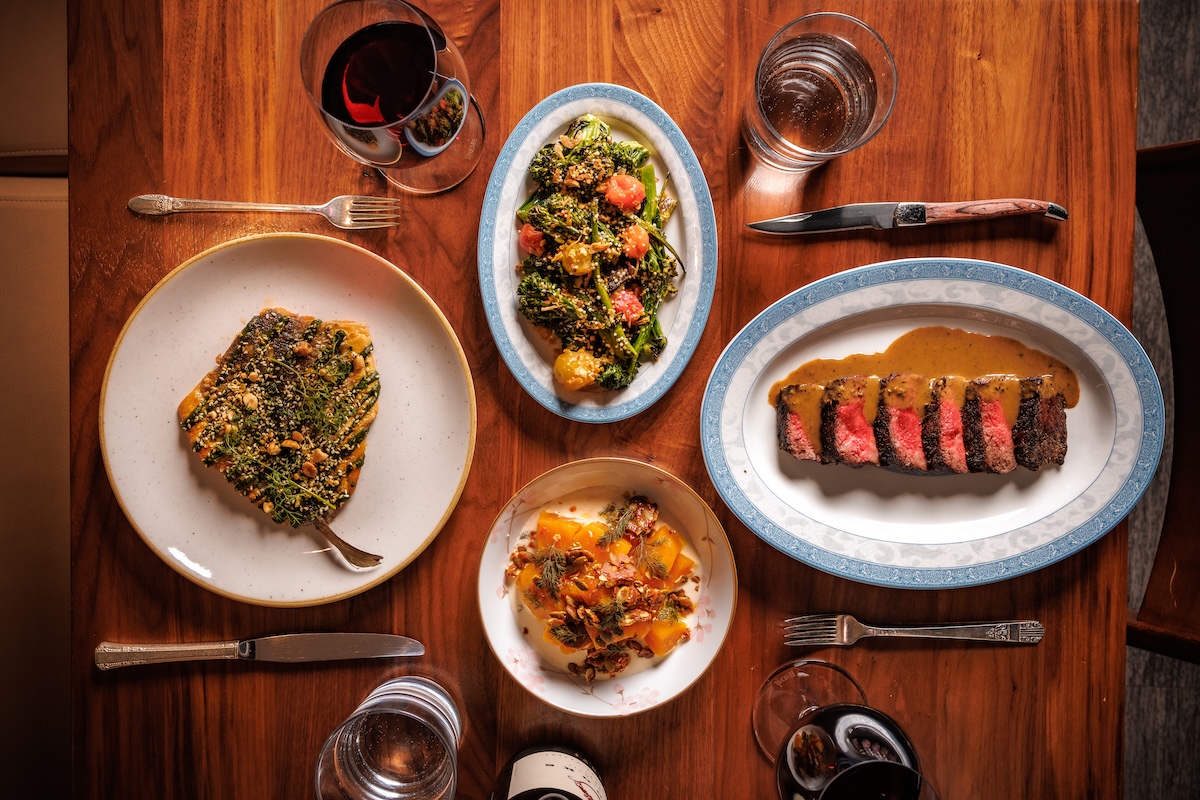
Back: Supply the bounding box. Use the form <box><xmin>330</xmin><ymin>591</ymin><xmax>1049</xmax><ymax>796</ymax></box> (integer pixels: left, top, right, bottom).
<box><xmin>593</xmin><ymin>598</ymin><xmax>628</xmax><ymax>637</ymax></box>
<box><xmin>598</xmin><ymin>501</ymin><xmax>636</xmax><ymax>547</ymax></box>
<box><xmin>532</xmin><ymin>545</ymin><xmax>569</xmax><ymax>599</ymax></box>
<box><xmin>658</xmin><ymin>594</ymin><xmax>686</xmax><ymax>623</ymax></box>
<box><xmin>633</xmin><ymin>533</ymin><xmax>670</xmax><ymax>580</ymax></box>
<box><xmin>548</xmin><ymin>621</ymin><xmax>587</xmax><ymax>648</ymax></box>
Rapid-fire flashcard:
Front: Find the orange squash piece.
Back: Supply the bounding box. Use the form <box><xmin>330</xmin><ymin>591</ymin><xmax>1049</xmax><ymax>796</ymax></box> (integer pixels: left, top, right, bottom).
<box><xmin>641</xmin><ymin>525</ymin><xmax>684</xmax><ymax>585</ymax></box>
<box><xmin>533</xmin><ymin>510</ymin><xmax>582</xmax><ymax>548</ymax></box>
<box><xmin>668</xmin><ymin>553</ymin><xmax>696</xmax><ymax>584</ymax></box>
<box><xmin>514</xmin><ymin>564</ymin><xmax>554</xmax><ymax>619</ymax></box>
<box><xmin>644</xmin><ymin>618</ymin><xmax>690</xmax><ymax>656</ymax></box>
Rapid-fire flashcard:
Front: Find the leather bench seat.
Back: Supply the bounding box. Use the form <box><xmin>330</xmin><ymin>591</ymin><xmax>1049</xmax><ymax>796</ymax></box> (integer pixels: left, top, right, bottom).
<box><xmin>0</xmin><ymin>1</ymin><xmax>68</xmax><ymax>175</ymax></box>
<box><xmin>0</xmin><ymin>2</ymin><xmax>70</xmax><ymax>797</ymax></box>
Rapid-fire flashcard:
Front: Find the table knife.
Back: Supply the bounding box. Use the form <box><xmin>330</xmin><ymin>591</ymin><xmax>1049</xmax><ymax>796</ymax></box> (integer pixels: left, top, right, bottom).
<box><xmin>94</xmin><ymin>632</ymin><xmax>424</xmax><ymax>670</ymax></box>
<box><xmin>746</xmin><ymin>198</ymin><xmax>1068</xmax><ymax>234</ymax></box>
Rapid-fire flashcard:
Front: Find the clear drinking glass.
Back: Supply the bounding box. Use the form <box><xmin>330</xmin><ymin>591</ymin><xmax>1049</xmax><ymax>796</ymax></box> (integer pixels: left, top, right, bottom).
<box><xmin>300</xmin><ymin>0</ymin><xmax>486</xmax><ymax>194</ymax></box>
<box><xmin>752</xmin><ymin>659</ymin><xmax>867</xmax><ymax>763</ymax></box>
<box><xmin>743</xmin><ymin>12</ymin><xmax>897</xmax><ymax>173</ymax></box>
<box><xmin>316</xmin><ymin>676</ymin><xmax>462</xmax><ymax>800</ymax></box>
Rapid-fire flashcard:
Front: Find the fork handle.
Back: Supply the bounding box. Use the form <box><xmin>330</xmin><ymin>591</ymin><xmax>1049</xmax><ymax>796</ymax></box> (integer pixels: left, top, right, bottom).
<box><xmin>865</xmin><ymin>621</ymin><xmax>1044</xmax><ymax>644</ymax></box>
<box><xmin>128</xmin><ymin>194</ymin><xmax>311</xmax><ymax>216</ymax></box>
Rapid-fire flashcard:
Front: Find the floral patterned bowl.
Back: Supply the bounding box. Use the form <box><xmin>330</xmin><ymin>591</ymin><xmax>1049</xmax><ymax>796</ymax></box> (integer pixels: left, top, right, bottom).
<box><xmin>477</xmin><ymin>457</ymin><xmax>737</xmax><ymax>717</ymax></box>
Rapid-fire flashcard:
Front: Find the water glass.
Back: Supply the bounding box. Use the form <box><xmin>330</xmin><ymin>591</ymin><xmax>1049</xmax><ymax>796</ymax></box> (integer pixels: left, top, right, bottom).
<box><xmin>743</xmin><ymin>12</ymin><xmax>897</xmax><ymax>172</ymax></box>
<box><xmin>316</xmin><ymin>676</ymin><xmax>462</xmax><ymax>800</ymax></box>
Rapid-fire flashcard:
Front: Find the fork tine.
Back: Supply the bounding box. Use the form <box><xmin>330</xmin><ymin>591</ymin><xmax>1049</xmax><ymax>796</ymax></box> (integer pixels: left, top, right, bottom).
<box><xmin>783</xmin><ymin>635</ymin><xmax>840</xmax><ymax>646</ymax></box>
<box><xmin>347</xmin><ymin>194</ymin><xmax>402</xmax><ymax>202</ymax></box>
<box><xmin>783</xmin><ymin>622</ymin><xmax>836</xmax><ymax>635</ymax></box>
<box><xmin>348</xmin><ymin>214</ymin><xmax>403</xmax><ymax>224</ymax></box>
<box><xmin>347</xmin><ymin>204</ymin><xmax>401</xmax><ymax>213</ymax></box>
<box><xmin>782</xmin><ymin>616</ymin><xmax>836</xmax><ymax>626</ymax></box>
<box><xmin>348</xmin><ymin>197</ymin><xmax>404</xmax><ymax>207</ymax></box>
<box><xmin>783</xmin><ymin>613</ymin><xmax>838</xmax><ymax>625</ymax></box>
<box><xmin>344</xmin><ymin>220</ymin><xmax>399</xmax><ymax>230</ymax></box>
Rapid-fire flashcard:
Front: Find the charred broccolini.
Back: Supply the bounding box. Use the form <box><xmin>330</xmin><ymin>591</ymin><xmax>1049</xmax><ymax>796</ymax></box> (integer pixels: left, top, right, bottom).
<box><xmin>515</xmin><ymin>114</ymin><xmax>680</xmax><ymax>390</ymax></box>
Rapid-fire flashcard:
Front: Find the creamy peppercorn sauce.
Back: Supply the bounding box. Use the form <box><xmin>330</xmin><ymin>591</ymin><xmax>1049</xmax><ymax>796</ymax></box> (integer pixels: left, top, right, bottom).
<box><xmin>177</xmin><ymin>308</ymin><xmax>381</xmax><ymax>528</ymax></box>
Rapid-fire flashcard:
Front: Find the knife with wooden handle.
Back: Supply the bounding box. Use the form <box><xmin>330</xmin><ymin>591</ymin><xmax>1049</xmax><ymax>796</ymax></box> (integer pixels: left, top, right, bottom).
<box><xmin>747</xmin><ymin>198</ymin><xmax>1068</xmax><ymax>234</ymax></box>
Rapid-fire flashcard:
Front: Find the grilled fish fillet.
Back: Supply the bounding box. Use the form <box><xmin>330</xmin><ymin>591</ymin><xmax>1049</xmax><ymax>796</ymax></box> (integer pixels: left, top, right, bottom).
<box><xmin>178</xmin><ymin>308</ymin><xmax>381</xmax><ymax>527</ymax></box>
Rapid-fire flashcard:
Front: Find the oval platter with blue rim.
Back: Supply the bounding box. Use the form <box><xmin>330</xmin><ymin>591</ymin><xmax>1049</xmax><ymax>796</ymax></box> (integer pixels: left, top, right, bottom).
<box><xmin>478</xmin><ymin>83</ymin><xmax>718</xmax><ymax>423</ymax></box>
<box><xmin>701</xmin><ymin>258</ymin><xmax>1164</xmax><ymax>589</ymax></box>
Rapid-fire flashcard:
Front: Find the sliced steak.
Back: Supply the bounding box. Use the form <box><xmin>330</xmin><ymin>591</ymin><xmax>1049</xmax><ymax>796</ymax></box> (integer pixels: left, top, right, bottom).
<box><xmin>962</xmin><ymin>375</ymin><xmax>1018</xmax><ymax>474</ymax></box>
<box><xmin>922</xmin><ymin>377</ymin><xmax>969</xmax><ymax>474</ymax></box>
<box><xmin>874</xmin><ymin>373</ymin><xmax>929</xmax><ymax>472</ymax></box>
<box><xmin>1013</xmin><ymin>376</ymin><xmax>1068</xmax><ymax>469</ymax></box>
<box><xmin>820</xmin><ymin>376</ymin><xmax>880</xmax><ymax>467</ymax></box>
<box><xmin>776</xmin><ymin>383</ymin><xmax>825</xmax><ymax>463</ymax></box>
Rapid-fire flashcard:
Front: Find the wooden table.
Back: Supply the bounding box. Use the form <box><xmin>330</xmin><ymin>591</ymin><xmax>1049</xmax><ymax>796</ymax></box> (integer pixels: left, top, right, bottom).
<box><xmin>69</xmin><ymin>0</ymin><xmax>1138</xmax><ymax>797</ymax></box>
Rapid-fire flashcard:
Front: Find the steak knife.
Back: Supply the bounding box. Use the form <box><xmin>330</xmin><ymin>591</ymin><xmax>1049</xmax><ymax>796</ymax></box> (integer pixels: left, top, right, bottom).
<box><xmin>747</xmin><ymin>198</ymin><xmax>1068</xmax><ymax>234</ymax></box>
<box><xmin>94</xmin><ymin>632</ymin><xmax>424</xmax><ymax>670</ymax></box>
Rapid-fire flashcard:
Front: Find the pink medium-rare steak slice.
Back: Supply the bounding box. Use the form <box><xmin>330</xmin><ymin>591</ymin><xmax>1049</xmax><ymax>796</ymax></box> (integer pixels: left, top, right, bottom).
<box><xmin>962</xmin><ymin>376</ymin><xmax>1018</xmax><ymax>474</ymax></box>
<box><xmin>922</xmin><ymin>377</ymin><xmax>969</xmax><ymax>474</ymax></box>
<box><xmin>775</xmin><ymin>383</ymin><xmax>825</xmax><ymax>463</ymax></box>
<box><xmin>820</xmin><ymin>376</ymin><xmax>880</xmax><ymax>467</ymax></box>
<box><xmin>874</xmin><ymin>373</ymin><xmax>928</xmax><ymax>472</ymax></box>
<box><xmin>1013</xmin><ymin>377</ymin><xmax>1068</xmax><ymax>470</ymax></box>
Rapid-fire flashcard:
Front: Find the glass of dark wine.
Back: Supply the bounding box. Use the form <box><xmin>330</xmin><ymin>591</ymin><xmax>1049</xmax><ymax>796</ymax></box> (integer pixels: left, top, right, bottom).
<box><xmin>300</xmin><ymin>0</ymin><xmax>485</xmax><ymax>194</ymax></box>
<box><xmin>755</xmin><ymin>660</ymin><xmax>938</xmax><ymax>800</ymax></box>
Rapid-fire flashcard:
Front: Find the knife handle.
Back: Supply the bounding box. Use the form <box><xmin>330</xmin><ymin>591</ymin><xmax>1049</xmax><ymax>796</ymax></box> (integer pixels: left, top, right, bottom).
<box><xmin>921</xmin><ymin>199</ymin><xmax>1068</xmax><ymax>224</ymax></box>
<box><xmin>94</xmin><ymin>640</ymin><xmax>240</xmax><ymax>670</ymax></box>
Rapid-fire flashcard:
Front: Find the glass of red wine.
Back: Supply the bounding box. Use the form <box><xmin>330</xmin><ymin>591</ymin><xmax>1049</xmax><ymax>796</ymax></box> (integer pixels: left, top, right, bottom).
<box><xmin>754</xmin><ymin>660</ymin><xmax>938</xmax><ymax>800</ymax></box>
<box><xmin>300</xmin><ymin>0</ymin><xmax>485</xmax><ymax>194</ymax></box>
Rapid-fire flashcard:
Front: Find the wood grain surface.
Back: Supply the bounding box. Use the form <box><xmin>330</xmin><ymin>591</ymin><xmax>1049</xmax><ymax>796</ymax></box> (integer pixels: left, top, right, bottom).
<box><xmin>68</xmin><ymin>0</ymin><xmax>1138</xmax><ymax>797</ymax></box>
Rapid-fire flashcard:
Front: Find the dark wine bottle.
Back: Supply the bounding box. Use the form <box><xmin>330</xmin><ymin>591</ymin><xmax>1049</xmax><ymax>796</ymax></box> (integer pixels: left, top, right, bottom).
<box><xmin>491</xmin><ymin>745</ymin><xmax>607</xmax><ymax>800</ymax></box>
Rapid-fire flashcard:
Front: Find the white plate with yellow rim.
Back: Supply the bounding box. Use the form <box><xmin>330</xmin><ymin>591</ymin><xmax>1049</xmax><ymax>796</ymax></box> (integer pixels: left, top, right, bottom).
<box><xmin>100</xmin><ymin>233</ymin><xmax>476</xmax><ymax>606</ymax></box>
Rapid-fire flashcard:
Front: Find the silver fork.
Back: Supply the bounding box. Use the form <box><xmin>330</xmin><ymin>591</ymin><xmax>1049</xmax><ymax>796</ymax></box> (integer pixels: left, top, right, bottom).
<box><xmin>128</xmin><ymin>193</ymin><xmax>402</xmax><ymax>230</ymax></box>
<box><xmin>783</xmin><ymin>613</ymin><xmax>1045</xmax><ymax>647</ymax></box>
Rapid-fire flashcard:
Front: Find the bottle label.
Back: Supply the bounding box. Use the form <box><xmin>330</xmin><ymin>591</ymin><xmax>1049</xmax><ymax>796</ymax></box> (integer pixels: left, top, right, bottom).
<box><xmin>507</xmin><ymin>750</ymin><xmax>608</xmax><ymax>800</ymax></box>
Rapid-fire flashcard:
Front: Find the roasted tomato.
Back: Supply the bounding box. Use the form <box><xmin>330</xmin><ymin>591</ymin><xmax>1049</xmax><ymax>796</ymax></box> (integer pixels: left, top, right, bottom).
<box><xmin>518</xmin><ymin>222</ymin><xmax>545</xmax><ymax>256</ymax></box>
<box><xmin>553</xmin><ymin>348</ymin><xmax>602</xmax><ymax>390</ymax></box>
<box><xmin>621</xmin><ymin>223</ymin><xmax>650</xmax><ymax>259</ymax></box>
<box><xmin>604</xmin><ymin>173</ymin><xmax>646</xmax><ymax>213</ymax></box>
<box><xmin>611</xmin><ymin>288</ymin><xmax>644</xmax><ymax>326</ymax></box>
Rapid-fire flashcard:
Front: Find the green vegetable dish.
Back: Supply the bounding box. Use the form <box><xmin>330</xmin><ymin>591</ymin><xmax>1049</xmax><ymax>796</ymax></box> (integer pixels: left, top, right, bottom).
<box><xmin>514</xmin><ymin>114</ymin><xmax>682</xmax><ymax>391</ymax></box>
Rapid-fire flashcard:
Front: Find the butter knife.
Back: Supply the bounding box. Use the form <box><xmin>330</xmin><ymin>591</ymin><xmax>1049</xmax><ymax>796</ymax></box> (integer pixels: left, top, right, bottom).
<box><xmin>94</xmin><ymin>632</ymin><xmax>424</xmax><ymax>670</ymax></box>
<box><xmin>747</xmin><ymin>198</ymin><xmax>1068</xmax><ymax>234</ymax></box>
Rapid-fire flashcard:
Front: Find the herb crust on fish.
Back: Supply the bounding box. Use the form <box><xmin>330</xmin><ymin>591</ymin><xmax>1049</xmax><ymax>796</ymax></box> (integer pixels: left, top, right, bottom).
<box><xmin>177</xmin><ymin>308</ymin><xmax>381</xmax><ymax>527</ymax></box>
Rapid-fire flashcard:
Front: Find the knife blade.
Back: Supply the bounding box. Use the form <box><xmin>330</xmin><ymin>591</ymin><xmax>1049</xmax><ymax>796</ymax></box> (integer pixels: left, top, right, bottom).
<box><xmin>747</xmin><ymin>198</ymin><xmax>1068</xmax><ymax>234</ymax></box>
<box><xmin>94</xmin><ymin>633</ymin><xmax>424</xmax><ymax>670</ymax></box>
